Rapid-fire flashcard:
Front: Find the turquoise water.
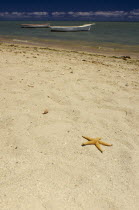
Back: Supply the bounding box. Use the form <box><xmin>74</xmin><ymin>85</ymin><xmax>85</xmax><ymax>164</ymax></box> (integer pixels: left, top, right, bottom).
<box><xmin>0</xmin><ymin>21</ymin><xmax>139</xmax><ymax>51</ymax></box>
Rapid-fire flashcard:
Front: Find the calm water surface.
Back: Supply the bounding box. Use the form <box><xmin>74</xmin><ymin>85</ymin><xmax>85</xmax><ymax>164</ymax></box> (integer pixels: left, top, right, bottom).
<box><xmin>0</xmin><ymin>21</ymin><xmax>139</xmax><ymax>52</ymax></box>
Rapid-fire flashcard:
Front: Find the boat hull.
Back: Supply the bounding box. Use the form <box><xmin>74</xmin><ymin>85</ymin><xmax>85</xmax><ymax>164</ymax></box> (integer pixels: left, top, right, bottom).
<box><xmin>50</xmin><ymin>24</ymin><xmax>94</xmax><ymax>32</ymax></box>
<box><xmin>21</xmin><ymin>24</ymin><xmax>50</xmax><ymax>28</ymax></box>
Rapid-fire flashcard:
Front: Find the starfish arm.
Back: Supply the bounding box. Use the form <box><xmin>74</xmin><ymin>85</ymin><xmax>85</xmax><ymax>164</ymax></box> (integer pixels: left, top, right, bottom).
<box><xmin>82</xmin><ymin>136</ymin><xmax>94</xmax><ymax>141</ymax></box>
<box><xmin>81</xmin><ymin>141</ymin><xmax>95</xmax><ymax>146</ymax></box>
<box><xmin>82</xmin><ymin>136</ymin><xmax>101</xmax><ymax>141</ymax></box>
<box><xmin>95</xmin><ymin>142</ymin><xmax>103</xmax><ymax>153</ymax></box>
<box><xmin>98</xmin><ymin>140</ymin><xmax>112</xmax><ymax>146</ymax></box>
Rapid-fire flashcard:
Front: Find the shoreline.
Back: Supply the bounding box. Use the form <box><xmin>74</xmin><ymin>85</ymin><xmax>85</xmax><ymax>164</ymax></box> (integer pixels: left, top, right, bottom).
<box><xmin>0</xmin><ymin>35</ymin><xmax>139</xmax><ymax>59</ymax></box>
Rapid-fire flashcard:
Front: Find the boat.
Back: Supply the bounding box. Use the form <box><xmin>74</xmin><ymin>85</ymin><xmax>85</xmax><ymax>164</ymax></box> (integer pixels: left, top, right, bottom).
<box><xmin>20</xmin><ymin>23</ymin><xmax>50</xmax><ymax>28</ymax></box>
<box><xmin>50</xmin><ymin>23</ymin><xmax>95</xmax><ymax>32</ymax></box>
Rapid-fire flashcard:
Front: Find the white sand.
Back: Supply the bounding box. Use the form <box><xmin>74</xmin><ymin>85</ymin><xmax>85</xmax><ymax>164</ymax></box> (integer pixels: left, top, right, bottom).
<box><xmin>0</xmin><ymin>43</ymin><xmax>139</xmax><ymax>210</ymax></box>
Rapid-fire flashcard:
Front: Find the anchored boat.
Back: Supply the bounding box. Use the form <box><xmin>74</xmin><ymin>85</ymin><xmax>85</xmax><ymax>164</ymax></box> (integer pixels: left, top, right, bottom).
<box><xmin>50</xmin><ymin>23</ymin><xmax>95</xmax><ymax>32</ymax></box>
<box><xmin>20</xmin><ymin>24</ymin><xmax>50</xmax><ymax>28</ymax></box>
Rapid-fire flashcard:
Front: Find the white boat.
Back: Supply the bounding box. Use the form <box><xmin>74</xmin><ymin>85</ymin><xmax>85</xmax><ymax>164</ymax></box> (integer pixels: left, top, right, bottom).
<box><xmin>50</xmin><ymin>23</ymin><xmax>95</xmax><ymax>32</ymax></box>
<box><xmin>21</xmin><ymin>24</ymin><xmax>50</xmax><ymax>28</ymax></box>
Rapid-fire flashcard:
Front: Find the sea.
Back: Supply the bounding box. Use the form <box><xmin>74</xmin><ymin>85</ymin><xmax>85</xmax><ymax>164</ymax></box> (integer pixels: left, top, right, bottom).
<box><xmin>0</xmin><ymin>21</ymin><xmax>139</xmax><ymax>54</ymax></box>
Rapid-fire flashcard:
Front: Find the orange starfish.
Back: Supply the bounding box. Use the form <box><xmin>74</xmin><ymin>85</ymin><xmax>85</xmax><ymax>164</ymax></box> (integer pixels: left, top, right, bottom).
<box><xmin>82</xmin><ymin>136</ymin><xmax>112</xmax><ymax>153</ymax></box>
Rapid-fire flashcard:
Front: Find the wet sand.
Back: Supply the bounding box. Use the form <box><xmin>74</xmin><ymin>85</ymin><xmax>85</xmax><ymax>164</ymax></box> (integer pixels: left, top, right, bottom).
<box><xmin>0</xmin><ymin>36</ymin><xmax>139</xmax><ymax>59</ymax></box>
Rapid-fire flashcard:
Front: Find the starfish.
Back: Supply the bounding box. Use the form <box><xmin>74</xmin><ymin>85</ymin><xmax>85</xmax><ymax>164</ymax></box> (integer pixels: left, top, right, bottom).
<box><xmin>81</xmin><ymin>136</ymin><xmax>112</xmax><ymax>153</ymax></box>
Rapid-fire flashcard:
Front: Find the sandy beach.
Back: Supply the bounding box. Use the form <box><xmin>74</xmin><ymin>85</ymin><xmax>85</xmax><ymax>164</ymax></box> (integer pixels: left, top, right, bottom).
<box><xmin>0</xmin><ymin>42</ymin><xmax>139</xmax><ymax>210</ymax></box>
